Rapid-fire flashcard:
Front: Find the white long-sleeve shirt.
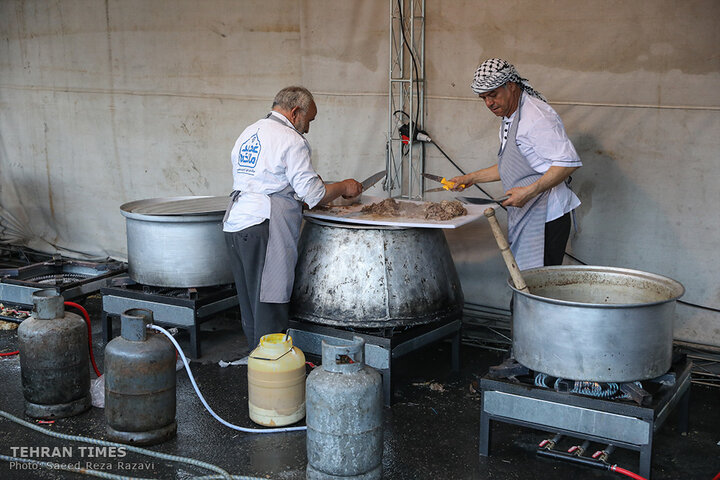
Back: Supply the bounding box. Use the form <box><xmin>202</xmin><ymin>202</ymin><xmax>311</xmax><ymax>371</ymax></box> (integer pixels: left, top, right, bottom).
<box><xmin>223</xmin><ymin>111</ymin><xmax>326</xmax><ymax>232</ymax></box>
<box><xmin>500</xmin><ymin>92</ymin><xmax>582</xmax><ymax>221</ymax></box>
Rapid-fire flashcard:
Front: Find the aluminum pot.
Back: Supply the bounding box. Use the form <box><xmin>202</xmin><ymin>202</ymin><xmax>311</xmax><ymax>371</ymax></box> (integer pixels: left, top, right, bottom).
<box><xmin>291</xmin><ymin>218</ymin><xmax>464</xmax><ymax>327</ymax></box>
<box><xmin>120</xmin><ymin>196</ymin><xmax>233</xmax><ymax>287</ymax></box>
<box><xmin>510</xmin><ymin>265</ymin><xmax>685</xmax><ymax>382</ymax></box>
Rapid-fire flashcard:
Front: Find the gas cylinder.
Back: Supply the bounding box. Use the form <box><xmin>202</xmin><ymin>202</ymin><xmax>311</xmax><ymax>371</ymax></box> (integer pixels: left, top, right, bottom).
<box><xmin>17</xmin><ymin>290</ymin><xmax>91</xmax><ymax>419</ymax></box>
<box><xmin>248</xmin><ymin>333</ymin><xmax>306</xmax><ymax>426</ymax></box>
<box><xmin>104</xmin><ymin>308</ymin><xmax>176</xmax><ymax>445</ymax></box>
<box><xmin>305</xmin><ymin>337</ymin><xmax>383</xmax><ymax>480</ymax></box>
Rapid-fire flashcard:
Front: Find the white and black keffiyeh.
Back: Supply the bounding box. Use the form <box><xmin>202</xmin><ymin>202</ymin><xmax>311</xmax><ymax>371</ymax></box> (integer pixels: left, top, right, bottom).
<box><xmin>471</xmin><ymin>58</ymin><xmax>546</xmax><ymax>102</ymax></box>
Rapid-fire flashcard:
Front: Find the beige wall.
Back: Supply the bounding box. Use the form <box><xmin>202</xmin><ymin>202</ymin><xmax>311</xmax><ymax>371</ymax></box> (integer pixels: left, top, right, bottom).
<box><xmin>1</xmin><ymin>0</ymin><xmax>718</xmax><ymax>345</ymax></box>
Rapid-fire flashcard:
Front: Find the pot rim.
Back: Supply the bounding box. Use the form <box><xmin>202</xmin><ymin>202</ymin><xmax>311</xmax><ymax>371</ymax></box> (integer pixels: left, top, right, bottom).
<box><xmin>121</xmin><ymin>196</ymin><xmax>226</xmax><ymax>223</ymax></box>
<box><xmin>304</xmin><ymin>216</ymin><xmax>408</xmax><ymax>231</ymax></box>
<box><xmin>507</xmin><ymin>265</ymin><xmax>685</xmax><ymax>308</ymax></box>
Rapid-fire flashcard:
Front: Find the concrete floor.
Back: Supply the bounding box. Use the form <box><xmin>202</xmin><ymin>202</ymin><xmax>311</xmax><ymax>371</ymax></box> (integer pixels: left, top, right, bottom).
<box><xmin>0</xmin><ymin>295</ymin><xmax>718</xmax><ymax>480</ymax></box>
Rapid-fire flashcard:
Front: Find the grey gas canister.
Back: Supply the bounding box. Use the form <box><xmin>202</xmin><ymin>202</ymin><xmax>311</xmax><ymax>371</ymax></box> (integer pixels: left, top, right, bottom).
<box><xmin>305</xmin><ymin>337</ymin><xmax>383</xmax><ymax>480</ymax></box>
<box><xmin>18</xmin><ymin>290</ymin><xmax>91</xmax><ymax>419</ymax></box>
<box><xmin>104</xmin><ymin>308</ymin><xmax>177</xmax><ymax>445</ymax></box>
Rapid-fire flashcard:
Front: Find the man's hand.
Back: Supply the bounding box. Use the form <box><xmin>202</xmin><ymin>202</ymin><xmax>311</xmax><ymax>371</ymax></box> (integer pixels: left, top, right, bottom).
<box><xmin>341</xmin><ymin>179</ymin><xmax>363</xmax><ymax>198</ymax></box>
<box><xmin>502</xmin><ymin>184</ymin><xmax>538</xmax><ymax>208</ymax></box>
<box><xmin>319</xmin><ymin>178</ymin><xmax>362</xmax><ymax>205</ymax></box>
<box><xmin>448</xmin><ymin>164</ymin><xmax>501</xmax><ymax>191</ymax></box>
<box><xmin>502</xmin><ymin>166</ymin><xmax>579</xmax><ymax>208</ymax></box>
<box><xmin>448</xmin><ymin>175</ymin><xmax>473</xmax><ymax>191</ymax></box>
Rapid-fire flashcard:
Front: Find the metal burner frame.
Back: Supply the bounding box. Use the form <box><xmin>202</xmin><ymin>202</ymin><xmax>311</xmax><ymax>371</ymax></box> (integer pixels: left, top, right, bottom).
<box><xmin>287</xmin><ymin>317</ymin><xmax>462</xmax><ymax>406</ymax></box>
<box><xmin>479</xmin><ymin>356</ymin><xmax>691</xmax><ymax>479</ymax></box>
<box><xmin>101</xmin><ymin>281</ymin><xmax>238</xmax><ymax>359</ymax></box>
<box><xmin>0</xmin><ymin>259</ymin><xmax>127</xmax><ymax>307</ymax></box>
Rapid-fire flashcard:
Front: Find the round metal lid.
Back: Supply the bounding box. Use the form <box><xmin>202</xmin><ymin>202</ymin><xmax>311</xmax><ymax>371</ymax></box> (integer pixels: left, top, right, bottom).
<box><xmin>120</xmin><ymin>196</ymin><xmax>228</xmax><ymax>216</ymax></box>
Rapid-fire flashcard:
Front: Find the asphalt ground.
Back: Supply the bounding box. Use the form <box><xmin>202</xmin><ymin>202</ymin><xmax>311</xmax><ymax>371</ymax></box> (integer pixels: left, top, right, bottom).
<box><xmin>0</xmin><ymin>295</ymin><xmax>718</xmax><ymax>480</ymax></box>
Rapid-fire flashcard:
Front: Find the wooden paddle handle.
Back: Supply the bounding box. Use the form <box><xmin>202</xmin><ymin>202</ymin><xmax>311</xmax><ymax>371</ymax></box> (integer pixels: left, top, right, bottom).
<box><xmin>484</xmin><ymin>208</ymin><xmax>530</xmax><ymax>293</ymax></box>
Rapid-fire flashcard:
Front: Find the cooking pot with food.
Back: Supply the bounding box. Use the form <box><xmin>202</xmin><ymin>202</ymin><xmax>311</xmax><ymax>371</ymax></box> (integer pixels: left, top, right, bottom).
<box><xmin>291</xmin><ymin>218</ymin><xmax>464</xmax><ymax>327</ymax></box>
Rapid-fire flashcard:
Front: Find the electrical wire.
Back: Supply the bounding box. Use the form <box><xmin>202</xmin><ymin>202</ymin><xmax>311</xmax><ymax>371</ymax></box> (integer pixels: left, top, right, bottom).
<box><xmin>149</xmin><ymin>324</ymin><xmax>307</xmax><ymax>434</ymax></box>
<box><xmin>393</xmin><ymin>109</ymin><xmax>412</xmax><ymax>157</ymax></box>
<box><xmin>396</xmin><ymin>0</ymin><xmax>421</xmax><ymax>130</ymax></box>
<box><xmin>64</xmin><ymin>301</ymin><xmax>102</xmax><ymax>377</ymax></box>
<box><xmin>0</xmin><ymin>350</ymin><xmax>19</xmax><ymax>356</ymax></box>
<box><xmin>678</xmin><ymin>299</ymin><xmax>720</xmax><ymax>313</ymax></box>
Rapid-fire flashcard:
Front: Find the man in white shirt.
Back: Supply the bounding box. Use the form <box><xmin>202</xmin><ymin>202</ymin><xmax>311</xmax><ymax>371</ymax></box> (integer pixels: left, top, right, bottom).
<box><xmin>223</xmin><ymin>86</ymin><xmax>362</xmax><ymax>350</ymax></box>
<box><xmin>450</xmin><ymin>59</ymin><xmax>582</xmax><ymax>270</ymax></box>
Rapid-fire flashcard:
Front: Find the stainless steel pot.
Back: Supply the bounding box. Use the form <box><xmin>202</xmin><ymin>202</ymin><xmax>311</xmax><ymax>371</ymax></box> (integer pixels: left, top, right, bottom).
<box><xmin>120</xmin><ymin>196</ymin><xmax>233</xmax><ymax>287</ymax></box>
<box><xmin>291</xmin><ymin>218</ymin><xmax>464</xmax><ymax>327</ymax></box>
<box><xmin>510</xmin><ymin>265</ymin><xmax>685</xmax><ymax>382</ymax></box>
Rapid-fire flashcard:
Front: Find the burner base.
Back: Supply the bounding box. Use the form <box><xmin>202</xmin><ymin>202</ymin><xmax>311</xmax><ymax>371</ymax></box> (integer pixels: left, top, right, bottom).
<box><xmin>101</xmin><ymin>282</ymin><xmax>238</xmax><ymax>359</ymax></box>
<box><xmin>287</xmin><ymin>317</ymin><xmax>462</xmax><ymax>406</ymax></box>
<box><xmin>0</xmin><ymin>259</ymin><xmax>126</xmax><ymax>307</ymax></box>
<box><xmin>479</xmin><ymin>357</ymin><xmax>691</xmax><ymax>479</ymax></box>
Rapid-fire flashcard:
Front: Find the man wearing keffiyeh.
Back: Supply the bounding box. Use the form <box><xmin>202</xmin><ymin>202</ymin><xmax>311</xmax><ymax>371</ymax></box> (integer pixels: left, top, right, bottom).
<box><xmin>449</xmin><ymin>58</ymin><xmax>582</xmax><ymax>269</ymax></box>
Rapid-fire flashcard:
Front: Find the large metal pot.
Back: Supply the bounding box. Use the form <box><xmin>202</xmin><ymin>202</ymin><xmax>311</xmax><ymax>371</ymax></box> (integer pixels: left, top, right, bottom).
<box><xmin>291</xmin><ymin>218</ymin><xmax>464</xmax><ymax>328</ymax></box>
<box><xmin>120</xmin><ymin>196</ymin><xmax>233</xmax><ymax>287</ymax></box>
<box><xmin>510</xmin><ymin>265</ymin><xmax>684</xmax><ymax>382</ymax></box>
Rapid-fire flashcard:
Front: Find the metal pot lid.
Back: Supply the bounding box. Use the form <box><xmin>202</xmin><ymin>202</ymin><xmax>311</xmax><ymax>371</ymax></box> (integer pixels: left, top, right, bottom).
<box><xmin>120</xmin><ymin>196</ymin><xmax>229</xmax><ymax>216</ymax></box>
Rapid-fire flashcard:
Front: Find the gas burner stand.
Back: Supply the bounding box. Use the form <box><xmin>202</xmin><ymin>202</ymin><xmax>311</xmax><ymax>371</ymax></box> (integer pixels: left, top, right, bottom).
<box><xmin>479</xmin><ymin>356</ymin><xmax>691</xmax><ymax>479</ymax></box>
<box><xmin>101</xmin><ymin>280</ymin><xmax>238</xmax><ymax>359</ymax></box>
<box><xmin>287</xmin><ymin>317</ymin><xmax>461</xmax><ymax>406</ymax></box>
<box><xmin>0</xmin><ymin>259</ymin><xmax>126</xmax><ymax>308</ymax></box>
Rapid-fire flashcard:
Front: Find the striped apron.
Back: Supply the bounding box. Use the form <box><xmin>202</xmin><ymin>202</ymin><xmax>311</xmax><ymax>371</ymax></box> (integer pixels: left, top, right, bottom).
<box><xmin>224</xmin><ymin>113</ymin><xmax>306</xmax><ymax>303</ymax></box>
<box><xmin>497</xmin><ymin>108</ymin><xmax>548</xmax><ymax>270</ymax></box>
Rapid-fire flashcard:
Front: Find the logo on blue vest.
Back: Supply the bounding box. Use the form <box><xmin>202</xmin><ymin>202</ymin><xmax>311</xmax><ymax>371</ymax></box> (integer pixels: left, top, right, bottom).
<box><xmin>238</xmin><ymin>131</ymin><xmax>261</xmax><ymax>168</ymax></box>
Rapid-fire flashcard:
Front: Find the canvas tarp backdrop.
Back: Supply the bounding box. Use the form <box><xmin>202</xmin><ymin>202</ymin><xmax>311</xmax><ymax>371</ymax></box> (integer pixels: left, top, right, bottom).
<box><xmin>1</xmin><ymin>0</ymin><xmax>718</xmax><ymax>346</ymax></box>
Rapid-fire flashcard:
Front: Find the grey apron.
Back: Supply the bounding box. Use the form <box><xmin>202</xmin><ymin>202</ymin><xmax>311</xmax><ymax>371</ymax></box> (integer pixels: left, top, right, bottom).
<box><xmin>224</xmin><ymin>113</ymin><xmax>307</xmax><ymax>303</ymax></box>
<box><xmin>497</xmin><ymin>105</ymin><xmax>548</xmax><ymax>271</ymax></box>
